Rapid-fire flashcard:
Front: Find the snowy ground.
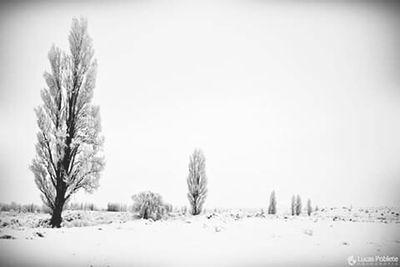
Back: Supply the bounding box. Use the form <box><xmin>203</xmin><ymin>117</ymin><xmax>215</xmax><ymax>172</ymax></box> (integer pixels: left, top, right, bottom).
<box><xmin>0</xmin><ymin>207</ymin><xmax>399</xmax><ymax>267</ymax></box>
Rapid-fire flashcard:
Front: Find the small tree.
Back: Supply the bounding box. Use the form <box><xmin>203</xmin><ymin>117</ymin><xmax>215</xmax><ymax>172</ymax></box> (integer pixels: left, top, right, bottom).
<box><xmin>131</xmin><ymin>191</ymin><xmax>167</xmax><ymax>220</ymax></box>
<box><xmin>296</xmin><ymin>195</ymin><xmax>302</xmax><ymax>216</ymax></box>
<box><xmin>187</xmin><ymin>149</ymin><xmax>208</xmax><ymax>215</ymax></box>
<box><xmin>291</xmin><ymin>195</ymin><xmax>296</xmax><ymax>216</ymax></box>
<box><xmin>307</xmin><ymin>199</ymin><xmax>312</xmax><ymax>216</ymax></box>
<box><xmin>268</xmin><ymin>190</ymin><xmax>277</xmax><ymax>215</ymax></box>
<box><xmin>30</xmin><ymin>17</ymin><xmax>104</xmax><ymax>227</ymax></box>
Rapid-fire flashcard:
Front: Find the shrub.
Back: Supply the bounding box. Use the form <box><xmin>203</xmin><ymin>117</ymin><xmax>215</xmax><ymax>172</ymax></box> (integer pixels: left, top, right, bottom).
<box><xmin>131</xmin><ymin>191</ymin><xmax>168</xmax><ymax>220</ymax></box>
<box><xmin>0</xmin><ymin>202</ymin><xmax>20</xmax><ymax>212</ymax></box>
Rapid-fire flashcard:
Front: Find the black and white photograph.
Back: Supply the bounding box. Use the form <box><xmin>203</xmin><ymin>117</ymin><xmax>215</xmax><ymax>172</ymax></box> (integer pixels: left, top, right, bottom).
<box><xmin>0</xmin><ymin>0</ymin><xmax>400</xmax><ymax>266</ymax></box>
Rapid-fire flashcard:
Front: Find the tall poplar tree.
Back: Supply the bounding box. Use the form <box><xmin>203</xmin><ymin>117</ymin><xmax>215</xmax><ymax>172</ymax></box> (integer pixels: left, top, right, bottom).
<box><xmin>187</xmin><ymin>149</ymin><xmax>207</xmax><ymax>215</ymax></box>
<box><xmin>31</xmin><ymin>18</ymin><xmax>104</xmax><ymax>227</ymax></box>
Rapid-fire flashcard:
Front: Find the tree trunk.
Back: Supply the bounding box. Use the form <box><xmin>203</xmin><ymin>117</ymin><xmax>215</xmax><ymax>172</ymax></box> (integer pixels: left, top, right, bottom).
<box><xmin>50</xmin><ymin>204</ymin><xmax>63</xmax><ymax>227</ymax></box>
<box><xmin>50</xmin><ymin>191</ymin><xmax>65</xmax><ymax>228</ymax></box>
<box><xmin>193</xmin><ymin>198</ymin><xmax>198</xmax><ymax>215</ymax></box>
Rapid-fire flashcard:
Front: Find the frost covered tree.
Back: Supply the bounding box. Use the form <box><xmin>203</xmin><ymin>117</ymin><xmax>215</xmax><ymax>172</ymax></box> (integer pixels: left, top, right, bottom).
<box><xmin>291</xmin><ymin>195</ymin><xmax>296</xmax><ymax>216</ymax></box>
<box><xmin>132</xmin><ymin>191</ymin><xmax>167</xmax><ymax>220</ymax></box>
<box><xmin>268</xmin><ymin>190</ymin><xmax>277</xmax><ymax>215</ymax></box>
<box><xmin>296</xmin><ymin>195</ymin><xmax>302</xmax><ymax>216</ymax></box>
<box><xmin>30</xmin><ymin>17</ymin><xmax>104</xmax><ymax>228</ymax></box>
<box><xmin>187</xmin><ymin>149</ymin><xmax>207</xmax><ymax>215</ymax></box>
<box><xmin>307</xmin><ymin>199</ymin><xmax>312</xmax><ymax>216</ymax></box>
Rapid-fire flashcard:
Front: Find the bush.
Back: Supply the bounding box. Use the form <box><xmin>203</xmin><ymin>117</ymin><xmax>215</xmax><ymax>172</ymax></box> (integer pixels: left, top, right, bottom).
<box><xmin>0</xmin><ymin>202</ymin><xmax>20</xmax><ymax>212</ymax></box>
<box><xmin>131</xmin><ymin>191</ymin><xmax>169</xmax><ymax>220</ymax></box>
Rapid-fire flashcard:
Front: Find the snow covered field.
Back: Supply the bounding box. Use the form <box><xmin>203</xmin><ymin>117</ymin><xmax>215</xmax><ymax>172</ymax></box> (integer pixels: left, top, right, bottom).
<box><xmin>0</xmin><ymin>207</ymin><xmax>399</xmax><ymax>267</ymax></box>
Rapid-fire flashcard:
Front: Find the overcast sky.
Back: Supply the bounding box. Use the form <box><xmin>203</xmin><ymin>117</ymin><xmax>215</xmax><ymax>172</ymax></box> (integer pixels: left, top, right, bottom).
<box><xmin>0</xmin><ymin>0</ymin><xmax>399</xmax><ymax>210</ymax></box>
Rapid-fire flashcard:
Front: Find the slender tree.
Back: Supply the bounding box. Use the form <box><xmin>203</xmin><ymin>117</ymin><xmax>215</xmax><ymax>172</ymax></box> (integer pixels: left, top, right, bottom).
<box><xmin>291</xmin><ymin>195</ymin><xmax>296</xmax><ymax>216</ymax></box>
<box><xmin>307</xmin><ymin>199</ymin><xmax>312</xmax><ymax>216</ymax></box>
<box><xmin>30</xmin><ymin>17</ymin><xmax>104</xmax><ymax>227</ymax></box>
<box><xmin>296</xmin><ymin>195</ymin><xmax>302</xmax><ymax>216</ymax></box>
<box><xmin>268</xmin><ymin>190</ymin><xmax>277</xmax><ymax>215</ymax></box>
<box><xmin>187</xmin><ymin>149</ymin><xmax>207</xmax><ymax>215</ymax></box>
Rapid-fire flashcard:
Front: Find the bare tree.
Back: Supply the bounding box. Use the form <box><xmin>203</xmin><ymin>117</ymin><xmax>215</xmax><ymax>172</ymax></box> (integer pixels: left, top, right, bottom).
<box><xmin>187</xmin><ymin>149</ymin><xmax>207</xmax><ymax>215</ymax></box>
<box><xmin>30</xmin><ymin>17</ymin><xmax>104</xmax><ymax>227</ymax></box>
<box><xmin>307</xmin><ymin>199</ymin><xmax>312</xmax><ymax>216</ymax></box>
<box><xmin>268</xmin><ymin>190</ymin><xmax>277</xmax><ymax>215</ymax></box>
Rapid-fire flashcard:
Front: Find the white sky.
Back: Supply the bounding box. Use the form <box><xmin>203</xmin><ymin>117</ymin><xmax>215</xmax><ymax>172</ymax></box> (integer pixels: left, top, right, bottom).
<box><xmin>0</xmin><ymin>0</ymin><xmax>400</xmax><ymax>211</ymax></box>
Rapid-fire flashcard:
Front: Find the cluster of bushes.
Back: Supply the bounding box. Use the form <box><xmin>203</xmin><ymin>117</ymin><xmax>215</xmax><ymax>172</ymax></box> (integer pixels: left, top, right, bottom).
<box><xmin>57</xmin><ymin>202</ymin><xmax>128</xmax><ymax>212</ymax></box>
<box><xmin>67</xmin><ymin>202</ymin><xmax>98</xmax><ymax>211</ymax></box>
<box><xmin>0</xmin><ymin>202</ymin><xmax>44</xmax><ymax>213</ymax></box>
<box><xmin>107</xmin><ymin>203</ymin><xmax>128</xmax><ymax>212</ymax></box>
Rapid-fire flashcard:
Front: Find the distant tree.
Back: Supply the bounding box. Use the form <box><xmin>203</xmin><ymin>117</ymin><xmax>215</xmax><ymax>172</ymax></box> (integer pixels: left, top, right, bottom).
<box><xmin>315</xmin><ymin>205</ymin><xmax>319</xmax><ymax>212</ymax></box>
<box><xmin>291</xmin><ymin>195</ymin><xmax>296</xmax><ymax>216</ymax></box>
<box><xmin>30</xmin><ymin>17</ymin><xmax>104</xmax><ymax>228</ymax></box>
<box><xmin>187</xmin><ymin>149</ymin><xmax>208</xmax><ymax>215</ymax></box>
<box><xmin>67</xmin><ymin>202</ymin><xmax>97</xmax><ymax>211</ymax></box>
<box><xmin>296</xmin><ymin>195</ymin><xmax>302</xmax><ymax>216</ymax></box>
<box><xmin>131</xmin><ymin>191</ymin><xmax>167</xmax><ymax>220</ymax></box>
<box><xmin>307</xmin><ymin>199</ymin><xmax>312</xmax><ymax>216</ymax></box>
<box><xmin>107</xmin><ymin>203</ymin><xmax>127</xmax><ymax>212</ymax></box>
<box><xmin>268</xmin><ymin>190</ymin><xmax>277</xmax><ymax>215</ymax></box>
